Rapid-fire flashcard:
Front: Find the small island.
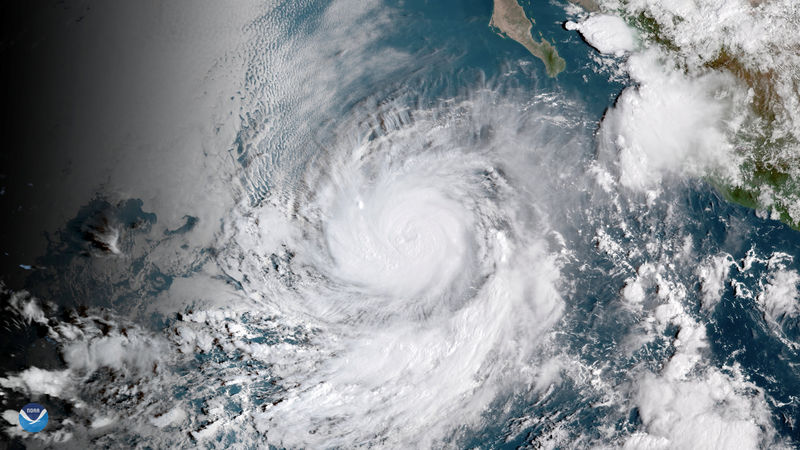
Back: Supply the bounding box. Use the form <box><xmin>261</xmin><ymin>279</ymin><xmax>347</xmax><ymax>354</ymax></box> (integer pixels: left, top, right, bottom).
<box><xmin>489</xmin><ymin>0</ymin><xmax>566</xmax><ymax>77</ymax></box>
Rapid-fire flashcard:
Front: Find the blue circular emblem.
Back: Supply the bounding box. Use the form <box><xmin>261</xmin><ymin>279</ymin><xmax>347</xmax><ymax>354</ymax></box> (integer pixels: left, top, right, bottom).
<box><xmin>19</xmin><ymin>403</ymin><xmax>48</xmax><ymax>432</ymax></box>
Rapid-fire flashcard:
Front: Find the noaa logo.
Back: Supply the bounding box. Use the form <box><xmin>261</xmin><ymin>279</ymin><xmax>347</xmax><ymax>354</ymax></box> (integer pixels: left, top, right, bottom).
<box><xmin>19</xmin><ymin>403</ymin><xmax>48</xmax><ymax>432</ymax></box>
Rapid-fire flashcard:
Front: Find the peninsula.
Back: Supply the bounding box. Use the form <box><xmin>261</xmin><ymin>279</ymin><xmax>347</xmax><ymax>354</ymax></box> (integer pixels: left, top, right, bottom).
<box><xmin>489</xmin><ymin>0</ymin><xmax>566</xmax><ymax>77</ymax></box>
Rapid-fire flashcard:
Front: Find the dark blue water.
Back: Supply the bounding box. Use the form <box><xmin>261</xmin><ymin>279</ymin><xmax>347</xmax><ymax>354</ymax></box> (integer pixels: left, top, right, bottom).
<box><xmin>3</xmin><ymin>0</ymin><xmax>798</xmax><ymax>447</ymax></box>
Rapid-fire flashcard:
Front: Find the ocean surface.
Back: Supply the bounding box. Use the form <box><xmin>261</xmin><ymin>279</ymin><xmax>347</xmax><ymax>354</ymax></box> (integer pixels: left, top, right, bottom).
<box><xmin>1</xmin><ymin>0</ymin><xmax>798</xmax><ymax>448</ymax></box>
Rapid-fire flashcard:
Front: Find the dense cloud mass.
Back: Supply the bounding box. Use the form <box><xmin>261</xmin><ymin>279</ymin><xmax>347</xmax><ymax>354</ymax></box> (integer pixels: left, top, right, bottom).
<box><xmin>1</xmin><ymin>0</ymin><xmax>798</xmax><ymax>448</ymax></box>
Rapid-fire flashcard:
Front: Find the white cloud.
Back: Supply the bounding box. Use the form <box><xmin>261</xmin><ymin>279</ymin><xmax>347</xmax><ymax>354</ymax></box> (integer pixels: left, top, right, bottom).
<box><xmin>625</xmin><ymin>316</ymin><xmax>776</xmax><ymax>450</ymax></box>
<box><xmin>5</xmin><ymin>288</ymin><xmax>48</xmax><ymax>325</ymax></box>
<box><xmin>599</xmin><ymin>50</ymin><xmax>746</xmax><ymax>191</ymax></box>
<box><xmin>626</xmin><ymin>368</ymin><xmax>770</xmax><ymax>450</ymax></box>
<box><xmin>758</xmin><ymin>267</ymin><xmax>800</xmax><ymax>321</ymax></box>
<box><xmin>150</xmin><ymin>406</ymin><xmax>187</xmax><ymax>429</ymax></box>
<box><xmin>0</xmin><ymin>368</ymin><xmax>72</xmax><ymax>399</ymax></box>
<box><xmin>613</xmin><ymin>258</ymin><xmax>781</xmax><ymax>449</ymax></box>
<box><xmin>1</xmin><ymin>410</ymin><xmax>17</xmax><ymax>426</ymax></box>
<box><xmin>696</xmin><ymin>253</ymin><xmax>734</xmax><ymax>311</ymax></box>
<box><xmin>62</xmin><ymin>329</ymin><xmax>167</xmax><ymax>376</ymax></box>
<box><xmin>221</xmin><ymin>80</ymin><xmax>589</xmax><ymax>447</ymax></box>
<box><xmin>603</xmin><ymin>0</ymin><xmax>800</xmax><ymax>220</ymax></box>
<box><xmin>566</xmin><ymin>14</ymin><xmax>638</xmax><ymax>56</ymax></box>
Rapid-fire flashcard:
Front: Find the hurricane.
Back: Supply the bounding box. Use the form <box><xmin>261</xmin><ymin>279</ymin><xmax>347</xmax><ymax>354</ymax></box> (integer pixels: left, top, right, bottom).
<box><xmin>210</xmin><ymin>88</ymin><xmax>591</xmax><ymax>446</ymax></box>
<box><xmin>2</xmin><ymin>0</ymin><xmax>799</xmax><ymax>448</ymax></box>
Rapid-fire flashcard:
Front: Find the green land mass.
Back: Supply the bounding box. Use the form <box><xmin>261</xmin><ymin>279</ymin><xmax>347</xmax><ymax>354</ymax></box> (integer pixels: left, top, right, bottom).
<box><xmin>631</xmin><ymin>12</ymin><xmax>800</xmax><ymax>230</ymax></box>
<box><xmin>487</xmin><ymin>2</ymin><xmax>798</xmax><ymax>229</ymax></box>
<box><xmin>568</xmin><ymin>0</ymin><xmax>600</xmax><ymax>12</ymax></box>
<box><xmin>489</xmin><ymin>0</ymin><xmax>566</xmax><ymax>77</ymax></box>
<box><xmin>706</xmin><ymin>49</ymin><xmax>800</xmax><ymax>230</ymax></box>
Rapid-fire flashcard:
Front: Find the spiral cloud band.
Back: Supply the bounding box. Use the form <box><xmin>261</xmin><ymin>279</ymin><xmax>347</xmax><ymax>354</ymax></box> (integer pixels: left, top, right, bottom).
<box><xmin>214</xmin><ymin>94</ymin><xmax>577</xmax><ymax>447</ymax></box>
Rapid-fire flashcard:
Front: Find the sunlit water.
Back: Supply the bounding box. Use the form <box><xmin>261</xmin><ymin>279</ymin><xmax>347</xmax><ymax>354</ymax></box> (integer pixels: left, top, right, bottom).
<box><xmin>2</xmin><ymin>1</ymin><xmax>799</xmax><ymax>448</ymax></box>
